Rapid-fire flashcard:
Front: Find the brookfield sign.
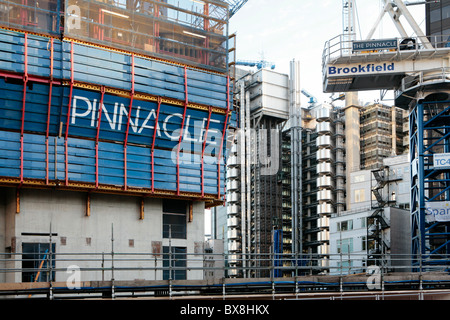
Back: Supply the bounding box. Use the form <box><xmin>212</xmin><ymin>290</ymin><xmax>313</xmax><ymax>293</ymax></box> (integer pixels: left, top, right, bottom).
<box><xmin>328</xmin><ymin>62</ymin><xmax>395</xmax><ymax>76</ymax></box>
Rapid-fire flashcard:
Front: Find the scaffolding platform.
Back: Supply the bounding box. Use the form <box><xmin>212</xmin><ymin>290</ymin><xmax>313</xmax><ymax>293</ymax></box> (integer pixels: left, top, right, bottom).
<box><xmin>322</xmin><ymin>35</ymin><xmax>450</xmax><ymax>108</ymax></box>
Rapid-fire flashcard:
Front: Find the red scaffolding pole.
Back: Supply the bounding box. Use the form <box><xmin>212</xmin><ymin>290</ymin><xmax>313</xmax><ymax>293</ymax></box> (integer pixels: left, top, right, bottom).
<box><xmin>151</xmin><ymin>97</ymin><xmax>162</xmax><ymax>193</ymax></box>
<box><xmin>95</xmin><ymin>86</ymin><xmax>105</xmax><ymax>189</ymax></box>
<box><xmin>176</xmin><ymin>66</ymin><xmax>189</xmax><ymax>195</ymax></box>
<box><xmin>45</xmin><ymin>38</ymin><xmax>54</xmax><ymax>185</ymax></box>
<box><xmin>217</xmin><ymin>76</ymin><xmax>230</xmax><ymax>199</ymax></box>
<box><xmin>64</xmin><ymin>41</ymin><xmax>74</xmax><ymax>186</ymax></box>
<box><xmin>19</xmin><ymin>33</ymin><xmax>28</xmax><ymax>185</ymax></box>
<box><xmin>123</xmin><ymin>54</ymin><xmax>135</xmax><ymax>190</ymax></box>
<box><xmin>201</xmin><ymin>106</ymin><xmax>212</xmax><ymax>197</ymax></box>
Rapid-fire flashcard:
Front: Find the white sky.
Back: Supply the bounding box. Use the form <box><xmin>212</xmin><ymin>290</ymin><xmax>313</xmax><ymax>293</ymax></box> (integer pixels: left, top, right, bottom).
<box><xmin>228</xmin><ymin>0</ymin><xmax>426</xmax><ymax>107</ymax></box>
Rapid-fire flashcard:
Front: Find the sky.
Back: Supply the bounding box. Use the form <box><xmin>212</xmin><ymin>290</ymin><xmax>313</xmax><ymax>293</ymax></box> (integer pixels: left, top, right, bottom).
<box><xmin>228</xmin><ymin>0</ymin><xmax>426</xmax><ymax>107</ymax></box>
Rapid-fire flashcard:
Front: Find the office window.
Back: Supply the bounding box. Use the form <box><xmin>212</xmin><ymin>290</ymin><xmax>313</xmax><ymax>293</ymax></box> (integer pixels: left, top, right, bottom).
<box><xmin>354</xmin><ymin>189</ymin><xmax>365</xmax><ymax>203</ymax></box>
<box><xmin>430</xmin><ymin>8</ymin><xmax>441</xmax><ymax>23</ymax></box>
<box><xmin>360</xmin><ymin>217</ymin><xmax>367</xmax><ymax>228</ymax></box>
<box><xmin>443</xmin><ymin>5</ymin><xmax>450</xmax><ymax>20</ymax></box>
<box><xmin>163</xmin><ymin>199</ymin><xmax>187</xmax><ymax>239</ymax></box>
<box><xmin>22</xmin><ymin>243</ymin><xmax>55</xmax><ymax>282</ymax></box>
<box><xmin>337</xmin><ymin>220</ymin><xmax>353</xmax><ymax>231</ymax></box>
<box><xmin>337</xmin><ymin>238</ymin><xmax>353</xmax><ymax>254</ymax></box>
<box><xmin>337</xmin><ymin>261</ymin><xmax>353</xmax><ymax>273</ymax></box>
<box><xmin>163</xmin><ymin>246</ymin><xmax>187</xmax><ymax>280</ymax></box>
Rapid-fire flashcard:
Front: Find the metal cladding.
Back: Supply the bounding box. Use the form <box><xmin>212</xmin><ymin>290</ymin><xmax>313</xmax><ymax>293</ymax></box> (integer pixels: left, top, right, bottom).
<box><xmin>0</xmin><ymin>28</ymin><xmax>234</xmax><ymax>201</ymax></box>
<box><xmin>0</xmin><ymin>0</ymin><xmax>230</xmax><ymax>73</ymax></box>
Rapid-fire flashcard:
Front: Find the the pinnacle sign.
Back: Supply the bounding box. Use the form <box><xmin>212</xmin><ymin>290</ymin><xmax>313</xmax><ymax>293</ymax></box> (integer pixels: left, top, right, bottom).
<box><xmin>352</xmin><ymin>39</ymin><xmax>398</xmax><ymax>52</ymax></box>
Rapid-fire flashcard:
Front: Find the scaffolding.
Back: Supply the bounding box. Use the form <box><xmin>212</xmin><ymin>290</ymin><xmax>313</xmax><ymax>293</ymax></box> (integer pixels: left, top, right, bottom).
<box><xmin>410</xmin><ymin>100</ymin><xmax>450</xmax><ymax>270</ymax></box>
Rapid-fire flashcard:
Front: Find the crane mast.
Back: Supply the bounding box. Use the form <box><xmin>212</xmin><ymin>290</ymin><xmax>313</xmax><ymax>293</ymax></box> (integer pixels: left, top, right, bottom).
<box><xmin>343</xmin><ymin>0</ymin><xmax>357</xmax><ymax>45</ymax></box>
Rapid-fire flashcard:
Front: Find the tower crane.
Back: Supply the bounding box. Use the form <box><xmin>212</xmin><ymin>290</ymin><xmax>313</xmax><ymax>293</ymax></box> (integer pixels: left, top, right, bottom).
<box><xmin>322</xmin><ymin>0</ymin><xmax>450</xmax><ymax>270</ymax></box>
<box><xmin>222</xmin><ymin>0</ymin><xmax>249</xmax><ymax>17</ymax></box>
<box><xmin>300</xmin><ymin>89</ymin><xmax>318</xmax><ymax>108</ymax></box>
<box><xmin>236</xmin><ymin>59</ymin><xmax>276</xmax><ymax>70</ymax></box>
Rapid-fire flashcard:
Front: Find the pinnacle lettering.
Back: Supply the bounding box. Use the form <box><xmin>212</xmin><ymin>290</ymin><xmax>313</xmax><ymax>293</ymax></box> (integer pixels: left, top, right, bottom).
<box><xmin>70</xmin><ymin>95</ymin><xmax>216</xmax><ymax>144</ymax></box>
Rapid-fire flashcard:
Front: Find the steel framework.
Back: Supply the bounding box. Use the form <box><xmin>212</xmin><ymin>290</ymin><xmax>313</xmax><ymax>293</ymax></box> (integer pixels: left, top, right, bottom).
<box><xmin>410</xmin><ymin>99</ymin><xmax>450</xmax><ymax>269</ymax></box>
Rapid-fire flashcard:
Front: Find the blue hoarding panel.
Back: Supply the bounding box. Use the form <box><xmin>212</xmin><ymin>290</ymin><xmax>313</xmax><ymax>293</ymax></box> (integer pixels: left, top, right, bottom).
<box><xmin>0</xmin><ymin>78</ymin><xmax>229</xmax><ymax>158</ymax></box>
<box><xmin>0</xmin><ymin>130</ymin><xmax>225</xmax><ymax>196</ymax></box>
<box><xmin>0</xmin><ymin>29</ymin><xmax>231</xmax><ymax>110</ymax></box>
<box><xmin>0</xmin><ymin>28</ymin><xmax>231</xmax><ymax>198</ymax></box>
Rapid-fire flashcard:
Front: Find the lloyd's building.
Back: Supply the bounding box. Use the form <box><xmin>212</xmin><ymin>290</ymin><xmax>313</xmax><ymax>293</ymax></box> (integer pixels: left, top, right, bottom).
<box><xmin>0</xmin><ymin>0</ymin><xmax>235</xmax><ymax>284</ymax></box>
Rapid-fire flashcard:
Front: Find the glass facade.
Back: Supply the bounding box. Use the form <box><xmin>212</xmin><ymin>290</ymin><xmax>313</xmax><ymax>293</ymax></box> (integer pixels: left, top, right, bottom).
<box><xmin>0</xmin><ymin>0</ymin><xmax>229</xmax><ymax>72</ymax></box>
<box><xmin>426</xmin><ymin>0</ymin><xmax>450</xmax><ymax>47</ymax></box>
<box><xmin>0</xmin><ymin>0</ymin><xmax>61</xmax><ymax>34</ymax></box>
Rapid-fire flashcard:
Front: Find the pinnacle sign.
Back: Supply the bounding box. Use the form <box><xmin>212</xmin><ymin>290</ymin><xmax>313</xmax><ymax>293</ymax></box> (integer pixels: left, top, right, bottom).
<box><xmin>352</xmin><ymin>39</ymin><xmax>398</xmax><ymax>52</ymax></box>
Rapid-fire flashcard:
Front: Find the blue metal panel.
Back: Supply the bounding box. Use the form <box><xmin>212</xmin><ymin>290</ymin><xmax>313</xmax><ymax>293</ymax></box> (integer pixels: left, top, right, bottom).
<box><xmin>0</xmin><ymin>130</ymin><xmax>225</xmax><ymax>195</ymax></box>
<box><xmin>0</xmin><ymin>78</ymin><xmax>229</xmax><ymax>154</ymax></box>
<box><xmin>0</xmin><ymin>29</ymin><xmax>232</xmax><ymax>198</ymax></box>
<box><xmin>0</xmin><ymin>29</ymin><xmax>230</xmax><ymax>110</ymax></box>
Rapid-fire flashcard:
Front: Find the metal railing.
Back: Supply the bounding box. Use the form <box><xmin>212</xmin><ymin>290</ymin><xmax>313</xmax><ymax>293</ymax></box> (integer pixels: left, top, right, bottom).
<box><xmin>1</xmin><ymin>250</ymin><xmax>449</xmax><ymax>280</ymax></box>
<box><xmin>0</xmin><ymin>250</ymin><xmax>450</xmax><ymax>299</ymax></box>
<box><xmin>397</xmin><ymin>67</ymin><xmax>450</xmax><ymax>94</ymax></box>
<box><xmin>322</xmin><ymin>34</ymin><xmax>450</xmax><ymax>70</ymax></box>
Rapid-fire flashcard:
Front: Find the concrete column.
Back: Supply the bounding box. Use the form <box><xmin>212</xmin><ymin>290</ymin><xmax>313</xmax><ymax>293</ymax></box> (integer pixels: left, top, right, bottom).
<box><xmin>344</xmin><ymin>92</ymin><xmax>361</xmax><ymax>209</ymax></box>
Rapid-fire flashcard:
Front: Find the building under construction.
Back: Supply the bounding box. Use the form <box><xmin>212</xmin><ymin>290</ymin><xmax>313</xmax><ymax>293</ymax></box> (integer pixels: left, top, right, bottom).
<box><xmin>0</xmin><ymin>0</ymin><xmax>246</xmax><ymax>284</ymax></box>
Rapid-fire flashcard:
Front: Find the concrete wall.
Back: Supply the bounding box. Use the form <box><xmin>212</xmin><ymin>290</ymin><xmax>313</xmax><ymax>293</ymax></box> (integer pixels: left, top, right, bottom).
<box><xmin>348</xmin><ymin>170</ymin><xmax>372</xmax><ymax>210</ymax></box>
<box><xmin>344</xmin><ymin>104</ymin><xmax>361</xmax><ymax>209</ymax></box>
<box><xmin>0</xmin><ymin>190</ymin><xmax>5</xmax><ymax>282</ymax></box>
<box><xmin>1</xmin><ymin>187</ymin><xmax>205</xmax><ymax>283</ymax></box>
<box><xmin>387</xmin><ymin>207</ymin><xmax>411</xmax><ymax>271</ymax></box>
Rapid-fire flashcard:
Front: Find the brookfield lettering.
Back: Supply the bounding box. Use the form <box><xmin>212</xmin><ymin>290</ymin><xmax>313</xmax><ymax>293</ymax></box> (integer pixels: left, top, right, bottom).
<box><xmin>328</xmin><ymin>63</ymin><xmax>395</xmax><ymax>75</ymax></box>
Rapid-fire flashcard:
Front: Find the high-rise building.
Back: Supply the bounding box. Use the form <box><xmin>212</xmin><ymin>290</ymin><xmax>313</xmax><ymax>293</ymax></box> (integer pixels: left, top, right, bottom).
<box><xmin>226</xmin><ymin>67</ymin><xmax>289</xmax><ymax>277</ymax></box>
<box><xmin>426</xmin><ymin>0</ymin><xmax>450</xmax><ymax>45</ymax></box>
<box><xmin>221</xmin><ymin>65</ymin><xmax>410</xmax><ymax>275</ymax></box>
<box><xmin>0</xmin><ymin>0</ymin><xmax>243</xmax><ymax>284</ymax></box>
<box><xmin>360</xmin><ymin>103</ymin><xmax>407</xmax><ymax>169</ymax></box>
